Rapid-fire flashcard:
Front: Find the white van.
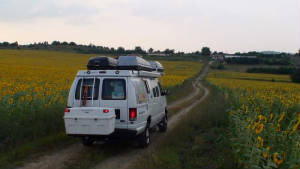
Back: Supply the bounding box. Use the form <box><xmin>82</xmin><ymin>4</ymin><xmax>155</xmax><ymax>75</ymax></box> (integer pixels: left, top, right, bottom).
<box><xmin>64</xmin><ymin>56</ymin><xmax>168</xmax><ymax>147</ymax></box>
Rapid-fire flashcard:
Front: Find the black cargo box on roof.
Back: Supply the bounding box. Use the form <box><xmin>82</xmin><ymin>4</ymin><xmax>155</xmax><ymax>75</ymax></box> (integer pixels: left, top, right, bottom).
<box><xmin>118</xmin><ymin>56</ymin><xmax>153</xmax><ymax>71</ymax></box>
<box><xmin>87</xmin><ymin>56</ymin><xmax>118</xmax><ymax>70</ymax></box>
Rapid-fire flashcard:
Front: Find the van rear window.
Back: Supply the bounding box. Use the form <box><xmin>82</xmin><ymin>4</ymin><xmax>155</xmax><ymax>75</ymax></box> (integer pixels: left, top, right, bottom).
<box><xmin>102</xmin><ymin>79</ymin><xmax>126</xmax><ymax>100</ymax></box>
<box><xmin>75</xmin><ymin>78</ymin><xmax>100</xmax><ymax>100</ymax></box>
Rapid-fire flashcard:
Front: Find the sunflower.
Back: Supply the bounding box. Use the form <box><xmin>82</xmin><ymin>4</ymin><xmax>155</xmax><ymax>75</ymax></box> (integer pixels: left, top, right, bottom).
<box><xmin>255</xmin><ymin>123</ymin><xmax>264</xmax><ymax>134</ymax></box>
<box><xmin>257</xmin><ymin>136</ymin><xmax>264</xmax><ymax>148</ymax></box>
<box><xmin>273</xmin><ymin>153</ymin><xmax>283</xmax><ymax>165</ymax></box>
<box><xmin>262</xmin><ymin>151</ymin><xmax>268</xmax><ymax>158</ymax></box>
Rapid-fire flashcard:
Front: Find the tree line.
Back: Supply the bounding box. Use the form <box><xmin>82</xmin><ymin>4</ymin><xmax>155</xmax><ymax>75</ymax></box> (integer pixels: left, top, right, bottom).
<box><xmin>225</xmin><ymin>57</ymin><xmax>291</xmax><ymax>65</ymax></box>
<box><xmin>0</xmin><ymin>41</ymin><xmax>212</xmax><ymax>56</ymax></box>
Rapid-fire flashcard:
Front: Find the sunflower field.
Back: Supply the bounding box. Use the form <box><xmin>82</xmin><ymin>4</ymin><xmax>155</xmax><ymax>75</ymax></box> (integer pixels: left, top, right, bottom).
<box><xmin>207</xmin><ymin>70</ymin><xmax>300</xmax><ymax>169</ymax></box>
<box><xmin>0</xmin><ymin>49</ymin><xmax>202</xmax><ymax>149</ymax></box>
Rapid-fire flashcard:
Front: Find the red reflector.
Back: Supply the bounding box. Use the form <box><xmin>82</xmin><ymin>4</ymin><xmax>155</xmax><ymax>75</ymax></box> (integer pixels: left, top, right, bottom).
<box><xmin>65</xmin><ymin>108</ymin><xmax>70</xmax><ymax>113</ymax></box>
<box><xmin>129</xmin><ymin>108</ymin><xmax>137</xmax><ymax>120</ymax></box>
<box><xmin>103</xmin><ymin>109</ymin><xmax>109</xmax><ymax>113</ymax></box>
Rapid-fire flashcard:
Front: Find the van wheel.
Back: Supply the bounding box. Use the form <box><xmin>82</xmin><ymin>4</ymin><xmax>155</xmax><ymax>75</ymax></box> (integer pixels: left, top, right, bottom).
<box><xmin>81</xmin><ymin>137</ymin><xmax>94</xmax><ymax>146</ymax></box>
<box><xmin>159</xmin><ymin>115</ymin><xmax>167</xmax><ymax>132</ymax></box>
<box><xmin>138</xmin><ymin>125</ymin><xmax>150</xmax><ymax>148</ymax></box>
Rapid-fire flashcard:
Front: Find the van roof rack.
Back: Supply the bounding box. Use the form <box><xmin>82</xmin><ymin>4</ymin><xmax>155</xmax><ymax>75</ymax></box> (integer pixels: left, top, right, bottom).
<box><xmin>77</xmin><ymin>70</ymin><xmax>162</xmax><ymax>78</ymax></box>
<box><xmin>86</xmin><ymin>56</ymin><xmax>164</xmax><ymax>75</ymax></box>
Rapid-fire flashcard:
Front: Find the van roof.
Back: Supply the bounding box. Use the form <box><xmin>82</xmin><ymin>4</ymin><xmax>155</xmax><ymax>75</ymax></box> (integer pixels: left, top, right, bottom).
<box><xmin>76</xmin><ymin>70</ymin><xmax>161</xmax><ymax>78</ymax></box>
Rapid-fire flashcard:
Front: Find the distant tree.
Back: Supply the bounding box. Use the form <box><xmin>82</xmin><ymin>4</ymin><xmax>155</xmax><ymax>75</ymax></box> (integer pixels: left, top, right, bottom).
<box><xmin>69</xmin><ymin>42</ymin><xmax>76</xmax><ymax>46</ymax></box>
<box><xmin>212</xmin><ymin>51</ymin><xmax>218</xmax><ymax>55</ymax></box>
<box><xmin>51</xmin><ymin>41</ymin><xmax>61</xmax><ymax>46</ymax></box>
<box><xmin>201</xmin><ymin>47</ymin><xmax>211</xmax><ymax>56</ymax></box>
<box><xmin>10</xmin><ymin>41</ymin><xmax>18</xmax><ymax>47</ymax></box>
<box><xmin>2</xmin><ymin>42</ymin><xmax>9</xmax><ymax>47</ymax></box>
<box><xmin>62</xmin><ymin>41</ymin><xmax>68</xmax><ymax>45</ymax></box>
<box><xmin>148</xmin><ymin>48</ymin><xmax>154</xmax><ymax>54</ymax></box>
<box><xmin>110</xmin><ymin>47</ymin><xmax>115</xmax><ymax>53</ymax></box>
<box><xmin>88</xmin><ymin>43</ymin><xmax>95</xmax><ymax>48</ymax></box>
<box><xmin>164</xmin><ymin>48</ymin><xmax>175</xmax><ymax>55</ymax></box>
<box><xmin>247</xmin><ymin>51</ymin><xmax>260</xmax><ymax>56</ymax></box>
<box><xmin>134</xmin><ymin>46</ymin><xmax>145</xmax><ymax>54</ymax></box>
<box><xmin>117</xmin><ymin>47</ymin><xmax>125</xmax><ymax>54</ymax></box>
<box><xmin>177</xmin><ymin>52</ymin><xmax>185</xmax><ymax>55</ymax></box>
<box><xmin>195</xmin><ymin>51</ymin><xmax>201</xmax><ymax>55</ymax></box>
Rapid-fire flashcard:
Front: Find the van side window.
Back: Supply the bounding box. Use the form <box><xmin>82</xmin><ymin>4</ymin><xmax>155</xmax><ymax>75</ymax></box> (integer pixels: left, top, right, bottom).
<box><xmin>152</xmin><ymin>86</ymin><xmax>160</xmax><ymax>97</ymax></box>
<box><xmin>143</xmin><ymin>80</ymin><xmax>150</xmax><ymax>94</ymax></box>
<box><xmin>156</xmin><ymin>86</ymin><xmax>160</xmax><ymax>96</ymax></box>
<box><xmin>133</xmin><ymin>79</ymin><xmax>148</xmax><ymax>104</ymax></box>
<box><xmin>102</xmin><ymin>79</ymin><xmax>126</xmax><ymax>100</ymax></box>
<box><xmin>158</xmin><ymin>82</ymin><xmax>163</xmax><ymax>93</ymax></box>
<box><xmin>152</xmin><ymin>87</ymin><xmax>157</xmax><ymax>97</ymax></box>
<box><xmin>75</xmin><ymin>78</ymin><xmax>100</xmax><ymax>100</ymax></box>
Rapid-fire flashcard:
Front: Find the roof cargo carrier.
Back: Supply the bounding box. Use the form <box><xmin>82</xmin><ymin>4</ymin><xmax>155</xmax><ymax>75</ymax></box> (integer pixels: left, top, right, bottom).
<box><xmin>86</xmin><ymin>56</ymin><xmax>164</xmax><ymax>76</ymax></box>
<box><xmin>149</xmin><ymin>61</ymin><xmax>164</xmax><ymax>73</ymax></box>
<box><xmin>87</xmin><ymin>56</ymin><xmax>118</xmax><ymax>70</ymax></box>
<box><xmin>118</xmin><ymin>56</ymin><xmax>153</xmax><ymax>71</ymax></box>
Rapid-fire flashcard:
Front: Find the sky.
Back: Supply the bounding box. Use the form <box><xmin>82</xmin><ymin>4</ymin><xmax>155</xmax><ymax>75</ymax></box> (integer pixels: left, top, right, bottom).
<box><xmin>0</xmin><ymin>0</ymin><xmax>299</xmax><ymax>53</ymax></box>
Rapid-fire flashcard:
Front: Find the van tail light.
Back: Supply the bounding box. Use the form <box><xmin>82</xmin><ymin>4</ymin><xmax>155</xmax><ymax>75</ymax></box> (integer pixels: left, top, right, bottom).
<box><xmin>65</xmin><ymin>108</ymin><xmax>70</xmax><ymax>114</ymax></box>
<box><xmin>129</xmin><ymin>108</ymin><xmax>137</xmax><ymax>121</ymax></box>
<box><xmin>103</xmin><ymin>109</ymin><xmax>109</xmax><ymax>113</ymax></box>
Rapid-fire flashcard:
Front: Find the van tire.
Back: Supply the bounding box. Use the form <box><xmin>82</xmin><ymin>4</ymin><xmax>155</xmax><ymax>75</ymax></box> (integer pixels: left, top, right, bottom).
<box><xmin>138</xmin><ymin>124</ymin><xmax>150</xmax><ymax>148</ymax></box>
<box><xmin>81</xmin><ymin>137</ymin><xmax>94</xmax><ymax>146</ymax></box>
<box><xmin>158</xmin><ymin>115</ymin><xmax>168</xmax><ymax>132</ymax></box>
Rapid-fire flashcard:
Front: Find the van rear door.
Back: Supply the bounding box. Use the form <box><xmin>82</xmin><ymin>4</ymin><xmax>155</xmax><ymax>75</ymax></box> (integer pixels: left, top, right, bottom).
<box><xmin>100</xmin><ymin>78</ymin><xmax>128</xmax><ymax>129</ymax></box>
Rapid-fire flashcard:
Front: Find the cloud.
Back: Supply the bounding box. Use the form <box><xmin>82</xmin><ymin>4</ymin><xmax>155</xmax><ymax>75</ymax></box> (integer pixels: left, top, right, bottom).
<box><xmin>0</xmin><ymin>0</ymin><xmax>298</xmax><ymax>52</ymax></box>
<box><xmin>0</xmin><ymin>0</ymin><xmax>99</xmax><ymax>22</ymax></box>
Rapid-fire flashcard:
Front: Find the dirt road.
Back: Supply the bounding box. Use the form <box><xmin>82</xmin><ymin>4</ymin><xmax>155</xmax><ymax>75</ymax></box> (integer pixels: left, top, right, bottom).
<box><xmin>94</xmin><ymin>63</ymin><xmax>210</xmax><ymax>169</ymax></box>
<box><xmin>18</xmin><ymin>63</ymin><xmax>210</xmax><ymax>169</ymax></box>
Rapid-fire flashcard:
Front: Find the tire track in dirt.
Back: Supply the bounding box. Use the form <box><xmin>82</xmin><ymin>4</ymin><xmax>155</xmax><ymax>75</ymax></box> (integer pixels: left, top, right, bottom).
<box><xmin>18</xmin><ymin>144</ymin><xmax>83</xmax><ymax>169</ymax></box>
<box><xmin>17</xmin><ymin>62</ymin><xmax>210</xmax><ymax>169</ymax></box>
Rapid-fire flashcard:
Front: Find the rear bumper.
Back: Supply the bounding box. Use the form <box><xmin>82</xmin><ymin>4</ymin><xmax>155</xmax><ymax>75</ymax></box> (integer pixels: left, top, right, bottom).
<box><xmin>67</xmin><ymin>128</ymin><xmax>139</xmax><ymax>139</ymax></box>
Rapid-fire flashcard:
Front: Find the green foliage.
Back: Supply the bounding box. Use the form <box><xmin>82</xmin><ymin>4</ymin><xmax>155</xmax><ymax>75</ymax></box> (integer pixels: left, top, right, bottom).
<box><xmin>247</xmin><ymin>67</ymin><xmax>296</xmax><ymax>74</ymax></box>
<box><xmin>210</xmin><ymin>61</ymin><xmax>225</xmax><ymax>69</ymax></box>
<box><xmin>212</xmin><ymin>87</ymin><xmax>300</xmax><ymax>169</ymax></box>
<box><xmin>225</xmin><ymin>57</ymin><xmax>290</xmax><ymax>65</ymax></box>
<box><xmin>0</xmin><ymin>91</ymin><xmax>67</xmax><ymax>151</ymax></box>
<box><xmin>290</xmin><ymin>68</ymin><xmax>300</xmax><ymax>83</ymax></box>
<box><xmin>201</xmin><ymin>47</ymin><xmax>211</xmax><ymax>56</ymax></box>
